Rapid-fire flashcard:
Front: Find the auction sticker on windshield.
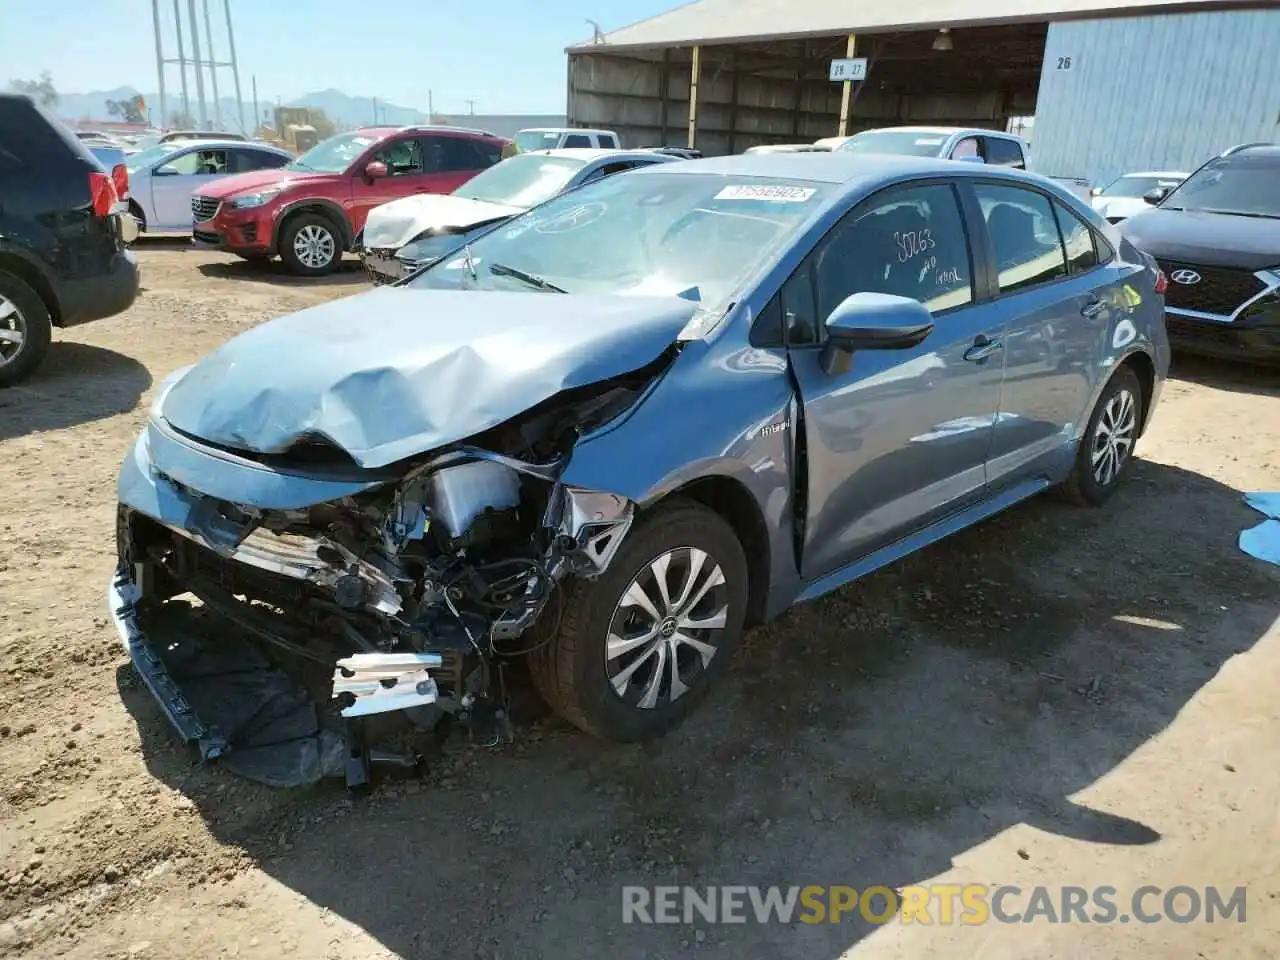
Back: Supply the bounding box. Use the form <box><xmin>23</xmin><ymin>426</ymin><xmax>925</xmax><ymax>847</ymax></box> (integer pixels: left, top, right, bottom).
<box><xmin>714</xmin><ymin>185</ymin><xmax>816</xmax><ymax>203</ymax></box>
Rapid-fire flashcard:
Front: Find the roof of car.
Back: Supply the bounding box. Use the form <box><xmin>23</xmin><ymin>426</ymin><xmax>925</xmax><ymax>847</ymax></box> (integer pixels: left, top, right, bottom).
<box><xmin>636</xmin><ymin>151</ymin><xmax>1053</xmax><ymax>193</ymax></box>
<box><xmin>1120</xmin><ymin>170</ymin><xmax>1190</xmax><ymax>178</ymax></box>
<box><xmin>519</xmin><ymin>127</ymin><xmax>615</xmax><ymax>134</ymax></box>
<box><xmin>856</xmin><ymin>125</ymin><xmax>1026</xmax><ymax>141</ymax></box>
<box><xmin>524</xmin><ymin>148</ymin><xmax>675</xmax><ymax>163</ymax></box>
<box><xmin>158</xmin><ymin>138</ymin><xmax>287</xmax><ymax>151</ymax></box>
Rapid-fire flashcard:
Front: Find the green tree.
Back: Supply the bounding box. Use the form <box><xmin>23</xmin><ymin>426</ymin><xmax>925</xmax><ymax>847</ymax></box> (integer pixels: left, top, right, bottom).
<box><xmin>8</xmin><ymin>70</ymin><xmax>58</xmax><ymax>107</ymax></box>
<box><xmin>106</xmin><ymin>94</ymin><xmax>146</xmax><ymax>123</ymax></box>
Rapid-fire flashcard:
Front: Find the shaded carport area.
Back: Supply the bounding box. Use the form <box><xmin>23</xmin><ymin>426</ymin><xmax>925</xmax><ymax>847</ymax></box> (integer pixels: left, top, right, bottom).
<box><xmin>565</xmin><ymin>0</ymin><xmax>1245</xmax><ymax>156</ymax></box>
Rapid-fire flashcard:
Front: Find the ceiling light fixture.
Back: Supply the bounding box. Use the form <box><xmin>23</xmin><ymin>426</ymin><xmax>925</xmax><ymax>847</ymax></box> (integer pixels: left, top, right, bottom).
<box><xmin>933</xmin><ymin>28</ymin><xmax>953</xmax><ymax>51</ymax></box>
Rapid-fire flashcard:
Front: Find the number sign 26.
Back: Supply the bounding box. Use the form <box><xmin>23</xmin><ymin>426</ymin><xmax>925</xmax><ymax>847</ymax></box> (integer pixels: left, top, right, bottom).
<box><xmin>1056</xmin><ymin>56</ymin><xmax>1073</xmax><ymax>70</ymax></box>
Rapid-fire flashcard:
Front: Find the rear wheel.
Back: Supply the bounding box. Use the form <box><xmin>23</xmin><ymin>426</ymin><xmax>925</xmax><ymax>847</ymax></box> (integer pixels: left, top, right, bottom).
<box><xmin>529</xmin><ymin>499</ymin><xmax>749</xmax><ymax>741</ymax></box>
<box><xmin>0</xmin><ymin>271</ymin><xmax>53</xmax><ymax>388</ymax></box>
<box><xmin>1060</xmin><ymin>365</ymin><xmax>1144</xmax><ymax>506</ymax></box>
<box><xmin>279</xmin><ymin>212</ymin><xmax>342</xmax><ymax>276</ymax></box>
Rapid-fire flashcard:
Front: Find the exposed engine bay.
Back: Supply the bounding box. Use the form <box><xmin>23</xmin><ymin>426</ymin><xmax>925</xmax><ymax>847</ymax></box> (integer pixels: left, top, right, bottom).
<box><xmin>111</xmin><ymin>351</ymin><xmax>673</xmax><ymax>789</ymax></box>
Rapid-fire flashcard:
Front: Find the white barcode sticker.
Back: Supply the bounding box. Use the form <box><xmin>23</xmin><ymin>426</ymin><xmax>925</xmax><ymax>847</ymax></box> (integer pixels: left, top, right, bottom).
<box><xmin>714</xmin><ymin>184</ymin><xmax>816</xmax><ymax>203</ymax></box>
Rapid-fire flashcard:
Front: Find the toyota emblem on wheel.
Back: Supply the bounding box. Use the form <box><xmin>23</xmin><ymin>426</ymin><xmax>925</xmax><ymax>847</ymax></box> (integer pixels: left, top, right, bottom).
<box><xmin>1170</xmin><ymin>269</ymin><xmax>1201</xmax><ymax>285</ymax></box>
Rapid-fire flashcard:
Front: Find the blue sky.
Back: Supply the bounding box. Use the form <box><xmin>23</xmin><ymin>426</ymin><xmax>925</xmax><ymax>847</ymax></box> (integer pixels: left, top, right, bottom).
<box><xmin>0</xmin><ymin>0</ymin><xmax>678</xmax><ymax>113</ymax></box>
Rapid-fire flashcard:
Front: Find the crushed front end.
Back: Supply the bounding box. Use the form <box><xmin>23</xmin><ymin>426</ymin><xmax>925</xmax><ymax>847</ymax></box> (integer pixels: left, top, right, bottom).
<box><xmin>110</xmin><ymin>364</ymin><xmax>658</xmax><ymax>789</ymax></box>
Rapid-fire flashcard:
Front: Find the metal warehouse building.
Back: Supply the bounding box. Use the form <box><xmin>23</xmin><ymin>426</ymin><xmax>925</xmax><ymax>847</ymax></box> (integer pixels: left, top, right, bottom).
<box><xmin>565</xmin><ymin>0</ymin><xmax>1280</xmax><ymax>186</ymax></box>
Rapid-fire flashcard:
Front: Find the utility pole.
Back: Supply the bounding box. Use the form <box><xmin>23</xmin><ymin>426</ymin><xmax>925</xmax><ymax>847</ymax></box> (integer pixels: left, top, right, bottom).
<box><xmin>223</xmin><ymin>0</ymin><xmax>246</xmax><ymax>133</ymax></box>
<box><xmin>186</xmin><ymin>0</ymin><xmax>208</xmax><ymax>126</ymax></box>
<box><xmin>428</xmin><ymin>89</ymin><xmax>434</xmax><ymax>122</ymax></box>
<box><xmin>464</xmin><ymin>98</ymin><xmax>477</xmax><ymax>116</ymax></box>
<box><xmin>372</xmin><ymin>97</ymin><xmax>379</xmax><ymax>124</ymax></box>
<box><xmin>201</xmin><ymin>0</ymin><xmax>221</xmax><ymax>127</ymax></box>
<box><xmin>151</xmin><ymin>0</ymin><xmax>167</xmax><ymax>128</ymax></box>
<box><xmin>172</xmin><ymin>0</ymin><xmax>190</xmax><ymax>124</ymax></box>
<box><xmin>252</xmin><ymin>74</ymin><xmax>259</xmax><ymax>135</ymax></box>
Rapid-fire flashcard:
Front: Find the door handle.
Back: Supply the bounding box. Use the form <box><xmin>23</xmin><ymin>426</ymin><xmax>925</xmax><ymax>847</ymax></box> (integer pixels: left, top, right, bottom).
<box><xmin>1081</xmin><ymin>298</ymin><xmax>1107</xmax><ymax>319</ymax></box>
<box><xmin>964</xmin><ymin>335</ymin><xmax>1004</xmax><ymax>362</ymax></box>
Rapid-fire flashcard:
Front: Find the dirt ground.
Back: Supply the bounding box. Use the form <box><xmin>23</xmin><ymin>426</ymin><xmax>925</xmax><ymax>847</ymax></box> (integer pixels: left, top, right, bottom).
<box><xmin>1</xmin><ymin>241</ymin><xmax>1278</xmax><ymax>960</ymax></box>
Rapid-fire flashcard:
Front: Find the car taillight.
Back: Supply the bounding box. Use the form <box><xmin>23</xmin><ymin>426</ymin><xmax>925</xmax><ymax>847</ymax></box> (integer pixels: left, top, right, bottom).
<box><xmin>1154</xmin><ymin>268</ymin><xmax>1168</xmax><ymax>295</ymax></box>
<box><xmin>111</xmin><ymin>163</ymin><xmax>129</xmax><ymax>201</ymax></box>
<box><xmin>88</xmin><ymin>170</ymin><xmax>118</xmax><ymax>218</ymax></box>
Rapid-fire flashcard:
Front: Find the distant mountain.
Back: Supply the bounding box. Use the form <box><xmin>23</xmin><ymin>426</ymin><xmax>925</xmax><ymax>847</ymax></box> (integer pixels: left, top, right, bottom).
<box><xmin>54</xmin><ymin>86</ymin><xmax>563</xmax><ymax>136</ymax></box>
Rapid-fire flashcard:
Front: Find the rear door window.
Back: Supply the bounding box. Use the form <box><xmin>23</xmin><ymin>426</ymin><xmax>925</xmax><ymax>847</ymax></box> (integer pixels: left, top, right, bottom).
<box><xmin>951</xmin><ymin>137</ymin><xmax>980</xmax><ymax>161</ymax></box>
<box><xmin>563</xmin><ymin>133</ymin><xmax>592</xmax><ymax>148</ymax></box>
<box><xmin>163</xmin><ymin>148</ymin><xmax>228</xmax><ymax>175</ymax></box>
<box><xmin>231</xmin><ymin>149</ymin><xmax>289</xmax><ymax>173</ymax></box>
<box><xmin>1052</xmin><ymin>200</ymin><xmax>1101</xmax><ymax>274</ymax></box>
<box><xmin>974</xmin><ymin>183</ymin><xmax>1068</xmax><ymax>293</ymax></box>
<box><xmin>599</xmin><ymin>134</ymin><xmax>620</xmax><ymax>148</ymax></box>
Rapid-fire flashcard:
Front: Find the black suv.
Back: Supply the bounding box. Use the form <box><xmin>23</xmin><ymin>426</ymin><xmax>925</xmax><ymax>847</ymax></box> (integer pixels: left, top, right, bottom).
<box><xmin>0</xmin><ymin>94</ymin><xmax>140</xmax><ymax>386</ymax></box>
<box><xmin>1120</xmin><ymin>142</ymin><xmax>1280</xmax><ymax>364</ymax></box>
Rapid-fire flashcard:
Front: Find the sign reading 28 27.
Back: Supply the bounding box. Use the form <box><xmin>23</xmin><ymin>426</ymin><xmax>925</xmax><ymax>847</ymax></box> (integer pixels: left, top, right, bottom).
<box><xmin>829</xmin><ymin>58</ymin><xmax>869</xmax><ymax>82</ymax></box>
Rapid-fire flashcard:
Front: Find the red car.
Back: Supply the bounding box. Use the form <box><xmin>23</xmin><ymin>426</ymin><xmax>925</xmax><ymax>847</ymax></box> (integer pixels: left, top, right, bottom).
<box><xmin>191</xmin><ymin>125</ymin><xmax>512</xmax><ymax>276</ymax></box>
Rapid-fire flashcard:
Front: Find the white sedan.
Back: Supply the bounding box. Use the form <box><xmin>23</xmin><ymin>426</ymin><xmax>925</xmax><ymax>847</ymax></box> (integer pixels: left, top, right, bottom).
<box><xmin>124</xmin><ymin>139</ymin><xmax>293</xmax><ymax>234</ymax></box>
<box><xmin>359</xmin><ymin>148</ymin><xmax>679</xmax><ymax>283</ymax></box>
<box><xmin>1090</xmin><ymin>170</ymin><xmax>1189</xmax><ymax>223</ymax></box>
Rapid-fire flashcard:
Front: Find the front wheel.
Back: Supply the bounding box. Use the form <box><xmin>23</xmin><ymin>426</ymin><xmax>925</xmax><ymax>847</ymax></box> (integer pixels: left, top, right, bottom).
<box><xmin>529</xmin><ymin>499</ymin><xmax>749</xmax><ymax>741</ymax></box>
<box><xmin>279</xmin><ymin>213</ymin><xmax>342</xmax><ymax>276</ymax></box>
<box><xmin>1060</xmin><ymin>365</ymin><xmax>1144</xmax><ymax>506</ymax></box>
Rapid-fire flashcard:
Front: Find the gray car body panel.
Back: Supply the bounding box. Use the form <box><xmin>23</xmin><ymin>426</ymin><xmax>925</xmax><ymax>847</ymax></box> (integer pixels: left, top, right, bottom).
<box><xmin>132</xmin><ymin>153</ymin><xmax>1168</xmax><ymax>621</ymax></box>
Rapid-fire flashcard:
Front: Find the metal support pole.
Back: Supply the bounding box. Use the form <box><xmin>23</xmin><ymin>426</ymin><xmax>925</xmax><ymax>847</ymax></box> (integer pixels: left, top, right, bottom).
<box><xmin>223</xmin><ymin>0</ymin><xmax>246</xmax><ymax>133</ymax></box>
<box><xmin>173</xmin><ymin>0</ymin><xmax>190</xmax><ymax>124</ymax></box>
<box><xmin>687</xmin><ymin>45</ymin><xmax>700</xmax><ymax>149</ymax></box>
<box><xmin>201</xmin><ymin>0</ymin><xmax>221</xmax><ymax>127</ymax></box>
<box><xmin>187</xmin><ymin>0</ymin><xmax>208</xmax><ymax>127</ymax></box>
<box><xmin>252</xmin><ymin>74</ymin><xmax>259</xmax><ymax>134</ymax></box>
<box><xmin>837</xmin><ymin>34</ymin><xmax>857</xmax><ymax>137</ymax></box>
<box><xmin>658</xmin><ymin>48</ymin><xmax>670</xmax><ymax>145</ymax></box>
<box><xmin>151</xmin><ymin>0</ymin><xmax>167</xmax><ymax>128</ymax></box>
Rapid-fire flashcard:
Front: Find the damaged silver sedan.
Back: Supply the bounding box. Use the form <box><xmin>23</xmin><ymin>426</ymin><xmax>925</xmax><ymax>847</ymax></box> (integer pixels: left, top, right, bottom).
<box><xmin>112</xmin><ymin>155</ymin><xmax>1168</xmax><ymax>787</ymax></box>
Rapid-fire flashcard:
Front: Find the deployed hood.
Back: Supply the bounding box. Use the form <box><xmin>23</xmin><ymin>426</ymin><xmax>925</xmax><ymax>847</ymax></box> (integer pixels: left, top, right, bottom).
<box><xmin>363</xmin><ymin>194</ymin><xmax>523</xmax><ymax>251</ymax></box>
<box><xmin>160</xmin><ymin>288</ymin><xmax>698</xmax><ymax>470</ymax></box>
<box><xmin>1120</xmin><ymin>208</ymin><xmax>1280</xmax><ymax>271</ymax></box>
<box><xmin>196</xmin><ymin>167</ymin><xmax>328</xmax><ymax>200</ymax></box>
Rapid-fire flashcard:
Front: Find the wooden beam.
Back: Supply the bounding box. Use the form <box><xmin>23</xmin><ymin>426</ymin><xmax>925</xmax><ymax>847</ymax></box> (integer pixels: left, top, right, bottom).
<box><xmin>659</xmin><ymin>48</ymin><xmax>670</xmax><ymax>145</ymax></box>
<box><xmin>727</xmin><ymin>52</ymin><xmax>739</xmax><ymax>155</ymax></box>
<box><xmin>687</xmin><ymin>44</ymin><xmax>701</xmax><ymax>149</ymax></box>
<box><xmin>837</xmin><ymin>34</ymin><xmax>857</xmax><ymax>137</ymax></box>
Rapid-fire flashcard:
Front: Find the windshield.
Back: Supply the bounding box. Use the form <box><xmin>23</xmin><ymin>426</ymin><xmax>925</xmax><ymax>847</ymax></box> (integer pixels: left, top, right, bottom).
<box><xmin>838</xmin><ymin>130</ymin><xmax>949</xmax><ymax>157</ymax></box>
<box><xmin>1162</xmin><ymin>156</ymin><xmax>1280</xmax><ymax>218</ymax></box>
<box><xmin>515</xmin><ymin>130</ymin><xmax>562</xmax><ymax>152</ymax></box>
<box><xmin>287</xmin><ymin>132</ymin><xmax>377</xmax><ymax>173</ymax></box>
<box><xmin>1101</xmin><ymin>175</ymin><xmax>1183</xmax><ymax>198</ymax></box>
<box><xmin>454</xmin><ymin>154</ymin><xmax>585</xmax><ymax>208</ymax></box>
<box><xmin>125</xmin><ymin>141</ymin><xmax>186</xmax><ymax>171</ymax></box>
<box><xmin>409</xmin><ymin>171</ymin><xmax>829</xmax><ymax>306</ymax></box>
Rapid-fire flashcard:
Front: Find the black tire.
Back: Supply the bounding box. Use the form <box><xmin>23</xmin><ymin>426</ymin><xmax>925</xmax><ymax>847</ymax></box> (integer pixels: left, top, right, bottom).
<box><xmin>0</xmin><ymin>271</ymin><xmax>53</xmax><ymax>388</ymax></box>
<box><xmin>235</xmin><ymin>253</ymin><xmax>273</xmax><ymax>266</ymax></box>
<box><xmin>278</xmin><ymin>212</ymin><xmax>342</xmax><ymax>276</ymax></box>
<box><xmin>1059</xmin><ymin>365</ymin><xmax>1144</xmax><ymax>506</ymax></box>
<box><xmin>528</xmin><ymin>498</ymin><xmax>749</xmax><ymax>741</ymax></box>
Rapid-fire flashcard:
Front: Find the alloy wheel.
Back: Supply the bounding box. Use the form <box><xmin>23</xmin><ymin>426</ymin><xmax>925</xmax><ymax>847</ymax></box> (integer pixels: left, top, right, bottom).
<box><xmin>605</xmin><ymin>547</ymin><xmax>730</xmax><ymax>709</ymax></box>
<box><xmin>1091</xmin><ymin>387</ymin><xmax>1137</xmax><ymax>486</ymax></box>
<box><xmin>293</xmin><ymin>224</ymin><xmax>336</xmax><ymax>269</ymax></box>
<box><xmin>0</xmin><ymin>295</ymin><xmax>26</xmax><ymax>367</ymax></box>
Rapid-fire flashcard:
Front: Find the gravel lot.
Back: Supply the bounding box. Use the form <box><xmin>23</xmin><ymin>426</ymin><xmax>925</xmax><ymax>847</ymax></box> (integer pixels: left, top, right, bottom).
<box><xmin>1</xmin><ymin>242</ymin><xmax>1277</xmax><ymax>960</ymax></box>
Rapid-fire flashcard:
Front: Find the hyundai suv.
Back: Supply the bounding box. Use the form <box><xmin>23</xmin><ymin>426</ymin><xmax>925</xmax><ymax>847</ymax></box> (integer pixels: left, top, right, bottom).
<box><xmin>191</xmin><ymin>125</ymin><xmax>513</xmax><ymax>276</ymax></box>
<box><xmin>0</xmin><ymin>94</ymin><xmax>140</xmax><ymax>387</ymax></box>
<box><xmin>1120</xmin><ymin>142</ymin><xmax>1280</xmax><ymax>364</ymax></box>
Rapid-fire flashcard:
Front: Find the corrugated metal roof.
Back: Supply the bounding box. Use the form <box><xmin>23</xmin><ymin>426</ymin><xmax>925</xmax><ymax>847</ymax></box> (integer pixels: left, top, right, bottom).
<box><xmin>567</xmin><ymin>0</ymin><xmax>1265</xmax><ymax>52</ymax></box>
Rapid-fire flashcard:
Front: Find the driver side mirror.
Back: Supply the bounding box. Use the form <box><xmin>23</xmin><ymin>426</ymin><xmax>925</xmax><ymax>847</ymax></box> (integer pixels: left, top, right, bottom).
<box><xmin>1089</xmin><ymin>186</ymin><xmax>1103</xmax><ymax>197</ymax></box>
<box><xmin>153</xmin><ymin>164</ymin><xmax>179</xmax><ymax>177</ymax></box>
<box><xmin>364</xmin><ymin>160</ymin><xmax>389</xmax><ymax>181</ymax></box>
<box><xmin>1143</xmin><ymin>186</ymin><xmax>1168</xmax><ymax>205</ymax></box>
<box><xmin>819</xmin><ymin>293</ymin><xmax>935</xmax><ymax>375</ymax></box>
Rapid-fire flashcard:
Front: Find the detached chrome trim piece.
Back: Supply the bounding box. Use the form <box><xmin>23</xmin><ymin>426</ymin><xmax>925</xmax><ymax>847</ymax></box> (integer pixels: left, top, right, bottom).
<box><xmin>332</xmin><ymin>652</ymin><xmax>444</xmax><ymax>717</ymax></box>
